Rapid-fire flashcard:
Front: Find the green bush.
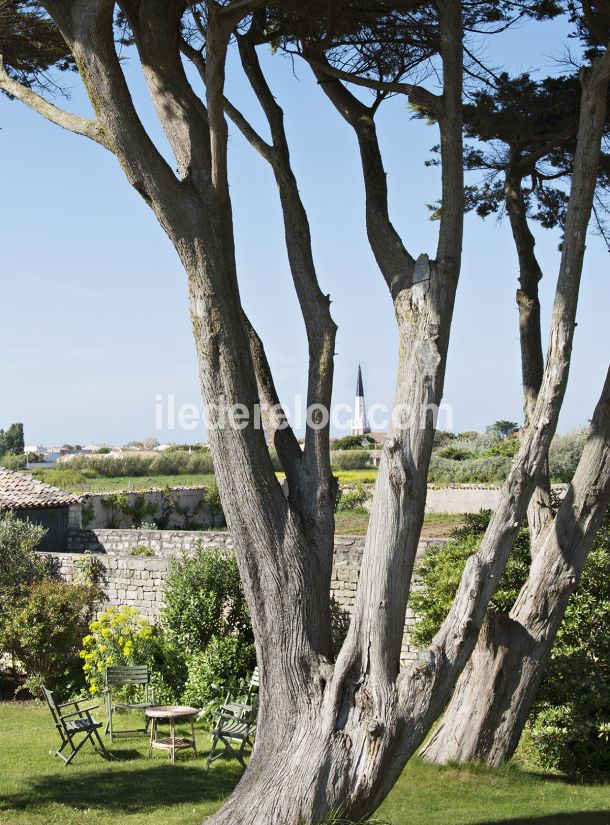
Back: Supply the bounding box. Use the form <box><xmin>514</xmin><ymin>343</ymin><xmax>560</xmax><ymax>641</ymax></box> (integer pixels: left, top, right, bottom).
<box><xmin>436</xmin><ymin>445</ymin><xmax>475</xmax><ymax>461</ymax></box>
<box><xmin>427</xmin><ymin>455</ymin><xmax>511</xmax><ymax>483</ymax></box>
<box><xmin>332</xmin><ymin>435</ymin><xmax>376</xmax><ymax>451</ymax></box>
<box><xmin>330</xmin><ymin>450</ymin><xmax>372</xmax><ymax>471</ymax></box>
<box><xmin>335</xmin><ymin>485</ymin><xmax>370</xmax><ymax>512</ymax></box>
<box><xmin>160</xmin><ymin>547</ymin><xmax>253</xmax><ymax>656</ymax></box>
<box><xmin>182</xmin><ymin>635</ymin><xmax>256</xmax><ymax>722</ymax></box>
<box><xmin>0</xmin><ymin>512</ymin><xmax>45</xmax><ymax>596</ymax></box>
<box><xmin>31</xmin><ymin>468</ymin><xmax>90</xmax><ymax>488</ymax></box>
<box><xmin>63</xmin><ymin>450</ymin><xmax>214</xmax><ymax>478</ymax></box>
<box><xmin>549</xmin><ymin>429</ymin><xmax>586</xmax><ymax>482</ymax></box>
<box><xmin>80</xmin><ymin>605</ymin><xmax>176</xmax><ymax>704</ymax></box>
<box><xmin>411</xmin><ymin>509</ymin><xmax>610</xmax><ymax>776</ymax></box>
<box><xmin>0</xmin><ymin>452</ymin><xmax>26</xmax><ymax>470</ymax></box>
<box><xmin>1</xmin><ymin>580</ymin><xmax>100</xmax><ymax>698</ymax></box>
<box><xmin>409</xmin><ymin>511</ymin><xmax>531</xmax><ymax>648</ymax></box>
<box><xmin>160</xmin><ymin>547</ymin><xmax>255</xmax><ymax>716</ymax></box>
<box><xmin>129</xmin><ymin>544</ymin><xmax>155</xmax><ymax>557</ymax></box>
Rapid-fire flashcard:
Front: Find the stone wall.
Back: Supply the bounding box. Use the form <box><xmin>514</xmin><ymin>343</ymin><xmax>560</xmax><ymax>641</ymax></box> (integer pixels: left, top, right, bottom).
<box><xmin>82</xmin><ymin>487</ymin><xmax>222</xmax><ymax>530</ymax></box>
<box><xmin>43</xmin><ymin>531</ymin><xmax>441</xmax><ymax>665</ymax></box>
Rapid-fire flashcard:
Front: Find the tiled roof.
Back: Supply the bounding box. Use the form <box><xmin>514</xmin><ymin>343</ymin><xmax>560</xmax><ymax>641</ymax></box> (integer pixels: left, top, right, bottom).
<box><xmin>0</xmin><ymin>468</ymin><xmax>81</xmax><ymax>510</ymax></box>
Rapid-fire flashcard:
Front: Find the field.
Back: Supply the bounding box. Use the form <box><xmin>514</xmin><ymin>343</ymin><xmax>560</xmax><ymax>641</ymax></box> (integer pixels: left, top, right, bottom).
<box><xmin>0</xmin><ymin>702</ymin><xmax>607</xmax><ymax>825</ymax></box>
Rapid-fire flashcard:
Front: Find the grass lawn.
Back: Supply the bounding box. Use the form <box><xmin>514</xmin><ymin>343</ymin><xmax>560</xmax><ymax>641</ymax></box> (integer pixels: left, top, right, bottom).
<box><xmin>1</xmin><ymin>702</ymin><xmax>607</xmax><ymax>825</ymax></box>
<box><xmin>335</xmin><ymin>509</ymin><xmax>464</xmax><ymax>537</ymax></box>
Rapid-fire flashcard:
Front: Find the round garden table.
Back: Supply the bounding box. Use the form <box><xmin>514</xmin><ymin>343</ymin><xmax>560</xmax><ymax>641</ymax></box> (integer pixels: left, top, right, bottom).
<box><xmin>145</xmin><ymin>706</ymin><xmax>199</xmax><ymax>763</ymax></box>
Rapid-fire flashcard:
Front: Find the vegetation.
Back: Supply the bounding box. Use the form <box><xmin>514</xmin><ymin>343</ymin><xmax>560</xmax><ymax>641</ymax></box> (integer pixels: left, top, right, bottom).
<box><xmin>0</xmin><ymin>423</ymin><xmax>24</xmax><ymax>458</ymax></box>
<box><xmin>411</xmin><ymin>510</ymin><xmax>610</xmax><ymax>776</ymax></box>
<box><xmin>0</xmin><ymin>702</ymin><xmax>608</xmax><ymax>825</ymax></box>
<box><xmin>57</xmin><ymin>451</ymin><xmax>215</xmax><ymax>478</ymax></box>
<box><xmin>330</xmin><ymin>451</ymin><xmax>373</xmax><ymax>471</ymax></box>
<box><xmin>331</xmin><ymin>435</ymin><xmax>377</xmax><ymax>451</ymax></box>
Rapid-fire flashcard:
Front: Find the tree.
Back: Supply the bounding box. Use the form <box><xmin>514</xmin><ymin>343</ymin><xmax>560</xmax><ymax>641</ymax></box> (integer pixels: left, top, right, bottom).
<box><xmin>0</xmin><ymin>422</ymin><xmax>24</xmax><ymax>456</ymax></box>
<box><xmin>422</xmin><ymin>3</ymin><xmax>610</xmax><ymax>768</ymax></box>
<box><xmin>1</xmin><ymin>3</ymin><xmax>609</xmax><ymax>822</ymax></box>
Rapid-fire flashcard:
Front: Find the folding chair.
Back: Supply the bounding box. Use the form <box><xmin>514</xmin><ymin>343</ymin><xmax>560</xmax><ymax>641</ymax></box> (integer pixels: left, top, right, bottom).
<box><xmin>206</xmin><ymin>698</ymin><xmax>258</xmax><ymax>769</ymax></box>
<box><xmin>105</xmin><ymin>665</ymin><xmax>155</xmax><ymax>743</ymax></box>
<box><xmin>217</xmin><ymin>666</ymin><xmax>259</xmax><ymax>719</ymax></box>
<box><xmin>42</xmin><ymin>686</ymin><xmax>109</xmax><ymax>766</ymax></box>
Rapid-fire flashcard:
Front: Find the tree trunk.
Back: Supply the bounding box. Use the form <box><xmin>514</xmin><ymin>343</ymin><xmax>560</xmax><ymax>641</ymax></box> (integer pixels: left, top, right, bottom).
<box><xmin>422</xmin><ymin>52</ymin><xmax>610</xmax><ymax>768</ymax></box>
<box><xmin>422</xmin><ymin>367</ymin><xmax>610</xmax><ymax>765</ymax></box>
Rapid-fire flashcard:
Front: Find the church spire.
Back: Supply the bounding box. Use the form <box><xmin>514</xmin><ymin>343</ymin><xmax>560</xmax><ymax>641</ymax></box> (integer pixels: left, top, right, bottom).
<box><xmin>351</xmin><ymin>364</ymin><xmax>370</xmax><ymax>436</ymax></box>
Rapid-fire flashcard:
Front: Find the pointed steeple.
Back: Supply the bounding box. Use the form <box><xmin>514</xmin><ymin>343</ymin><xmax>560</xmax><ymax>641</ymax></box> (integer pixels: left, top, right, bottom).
<box><xmin>351</xmin><ymin>364</ymin><xmax>370</xmax><ymax>436</ymax></box>
<box><xmin>356</xmin><ymin>364</ymin><xmax>364</xmax><ymax>399</ymax></box>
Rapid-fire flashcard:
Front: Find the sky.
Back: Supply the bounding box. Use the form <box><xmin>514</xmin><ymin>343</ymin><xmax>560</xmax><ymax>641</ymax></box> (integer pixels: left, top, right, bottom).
<box><xmin>0</xmin><ymin>13</ymin><xmax>608</xmax><ymax>448</ymax></box>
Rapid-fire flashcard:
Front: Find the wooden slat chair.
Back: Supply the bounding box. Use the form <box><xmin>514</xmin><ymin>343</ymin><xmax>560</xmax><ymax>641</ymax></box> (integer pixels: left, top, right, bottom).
<box><xmin>206</xmin><ymin>698</ymin><xmax>258</xmax><ymax>769</ymax></box>
<box><xmin>105</xmin><ymin>665</ymin><xmax>155</xmax><ymax>743</ymax></box>
<box><xmin>218</xmin><ymin>666</ymin><xmax>259</xmax><ymax>719</ymax></box>
<box><xmin>42</xmin><ymin>686</ymin><xmax>109</xmax><ymax>766</ymax></box>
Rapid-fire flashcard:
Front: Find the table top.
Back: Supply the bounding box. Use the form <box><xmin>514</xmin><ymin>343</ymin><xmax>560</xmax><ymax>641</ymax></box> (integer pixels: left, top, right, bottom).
<box><xmin>145</xmin><ymin>705</ymin><xmax>199</xmax><ymax>720</ymax></box>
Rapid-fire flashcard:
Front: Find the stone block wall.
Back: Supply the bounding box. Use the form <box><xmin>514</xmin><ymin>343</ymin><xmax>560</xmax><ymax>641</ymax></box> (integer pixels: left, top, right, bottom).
<box><xmin>43</xmin><ymin>530</ymin><xmax>443</xmax><ymax>665</ymax></box>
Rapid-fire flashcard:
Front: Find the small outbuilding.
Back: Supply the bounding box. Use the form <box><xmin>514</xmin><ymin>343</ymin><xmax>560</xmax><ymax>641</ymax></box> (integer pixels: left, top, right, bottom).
<box><xmin>0</xmin><ymin>468</ymin><xmax>82</xmax><ymax>552</ymax></box>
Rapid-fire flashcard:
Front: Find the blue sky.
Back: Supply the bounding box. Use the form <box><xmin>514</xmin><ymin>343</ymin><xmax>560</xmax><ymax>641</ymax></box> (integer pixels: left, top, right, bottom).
<box><xmin>0</xmin><ymin>13</ymin><xmax>608</xmax><ymax>447</ymax></box>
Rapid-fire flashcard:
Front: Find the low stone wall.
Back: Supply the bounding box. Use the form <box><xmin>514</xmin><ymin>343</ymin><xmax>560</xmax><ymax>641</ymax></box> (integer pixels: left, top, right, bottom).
<box><xmin>67</xmin><ymin>527</ymin><xmax>233</xmax><ymax>555</ymax></box>
<box><xmin>43</xmin><ymin>532</ymin><xmax>440</xmax><ymax>665</ymax></box>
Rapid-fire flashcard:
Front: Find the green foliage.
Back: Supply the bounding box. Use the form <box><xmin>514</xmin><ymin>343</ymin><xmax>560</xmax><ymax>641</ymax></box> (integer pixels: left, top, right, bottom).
<box><xmin>1</xmin><ymin>579</ymin><xmax>100</xmax><ymax>698</ymax></box>
<box><xmin>101</xmin><ymin>492</ymin><xmax>129</xmax><ymax>528</ymax></box>
<box><xmin>182</xmin><ymin>635</ymin><xmax>256</xmax><ymax>722</ymax></box>
<box><xmin>412</xmin><ymin>509</ymin><xmax>610</xmax><ymax>776</ymax></box>
<box><xmin>160</xmin><ymin>547</ymin><xmax>253</xmax><ymax>656</ymax></box>
<box><xmin>0</xmin><ymin>452</ymin><xmax>26</xmax><ymax>470</ymax></box>
<box><xmin>525</xmin><ymin>518</ymin><xmax>610</xmax><ymax>776</ymax></box>
<box><xmin>410</xmin><ymin>510</ymin><xmax>530</xmax><ymax>648</ymax></box>
<box><xmin>31</xmin><ymin>468</ymin><xmax>90</xmax><ymax>488</ymax></box>
<box><xmin>0</xmin><ymin>512</ymin><xmax>45</xmax><ymax>594</ymax></box>
<box><xmin>204</xmin><ymin>480</ymin><xmax>222</xmax><ymax>520</ymax></box>
<box><xmin>335</xmin><ymin>485</ymin><xmax>370</xmax><ymax>512</ymax></box>
<box><xmin>129</xmin><ymin>544</ymin><xmax>155</xmax><ymax>557</ymax></box>
<box><xmin>331</xmin><ymin>450</ymin><xmax>372</xmax><ymax>471</ymax></box>
<box><xmin>549</xmin><ymin>429</ymin><xmax>587</xmax><ymax>482</ymax></box>
<box><xmin>332</xmin><ymin>435</ymin><xmax>376</xmax><ymax>451</ymax></box>
<box><xmin>427</xmin><ymin>455</ymin><xmax>512</xmax><ymax>483</ymax></box>
<box><xmin>80</xmin><ymin>605</ymin><xmax>174</xmax><ymax>703</ymax></box>
<box><xmin>123</xmin><ymin>493</ymin><xmax>158</xmax><ymax>528</ymax></box>
<box><xmin>436</xmin><ymin>445</ymin><xmax>475</xmax><ymax>461</ymax></box>
<box><xmin>485</xmin><ymin>421</ymin><xmax>519</xmax><ymax>440</ymax></box>
<box><xmin>482</xmin><ymin>437</ymin><xmax>520</xmax><ymax>458</ymax></box>
<box><xmin>0</xmin><ymin>423</ymin><xmax>24</xmax><ymax>457</ymax></box>
<box><xmin>63</xmin><ymin>451</ymin><xmax>215</xmax><ymax>478</ymax></box>
<box><xmin>268</xmin><ymin>448</ymin><xmax>283</xmax><ymax>471</ymax></box>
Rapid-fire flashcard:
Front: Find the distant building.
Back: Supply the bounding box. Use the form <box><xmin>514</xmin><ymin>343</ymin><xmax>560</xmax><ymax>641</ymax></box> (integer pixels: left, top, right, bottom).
<box><xmin>0</xmin><ymin>468</ymin><xmax>82</xmax><ymax>551</ymax></box>
<box><xmin>351</xmin><ymin>364</ymin><xmax>371</xmax><ymax>436</ymax></box>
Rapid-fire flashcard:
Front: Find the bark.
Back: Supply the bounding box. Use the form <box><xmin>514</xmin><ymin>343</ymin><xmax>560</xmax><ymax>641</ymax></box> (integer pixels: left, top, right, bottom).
<box><xmin>422</xmin><ymin>49</ymin><xmax>610</xmax><ymax>767</ymax></box>
<box><xmin>505</xmin><ymin>172</ymin><xmax>553</xmax><ymax>544</ymax></box>
<box><xmin>422</xmin><ymin>366</ymin><xmax>610</xmax><ymax>765</ymax></box>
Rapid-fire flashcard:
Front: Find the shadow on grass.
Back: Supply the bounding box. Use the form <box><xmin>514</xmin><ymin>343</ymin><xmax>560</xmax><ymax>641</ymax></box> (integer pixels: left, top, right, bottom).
<box><xmin>0</xmin><ymin>761</ymin><xmax>243</xmax><ymax>814</ymax></box>
<box><xmin>473</xmin><ymin>814</ymin><xmax>610</xmax><ymax>825</ymax></box>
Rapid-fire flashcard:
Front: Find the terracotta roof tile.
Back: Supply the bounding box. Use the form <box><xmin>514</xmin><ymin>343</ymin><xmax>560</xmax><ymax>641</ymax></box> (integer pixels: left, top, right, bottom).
<box><xmin>0</xmin><ymin>468</ymin><xmax>81</xmax><ymax>510</ymax></box>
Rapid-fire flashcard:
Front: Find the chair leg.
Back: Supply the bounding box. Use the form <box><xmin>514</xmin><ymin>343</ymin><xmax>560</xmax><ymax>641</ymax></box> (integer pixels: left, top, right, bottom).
<box><xmin>206</xmin><ymin>732</ymin><xmax>219</xmax><ymax>769</ymax></box>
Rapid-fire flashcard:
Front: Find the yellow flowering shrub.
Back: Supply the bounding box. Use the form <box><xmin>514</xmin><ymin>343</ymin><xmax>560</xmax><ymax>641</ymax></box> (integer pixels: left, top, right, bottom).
<box><xmin>80</xmin><ymin>606</ymin><xmax>156</xmax><ymax>702</ymax></box>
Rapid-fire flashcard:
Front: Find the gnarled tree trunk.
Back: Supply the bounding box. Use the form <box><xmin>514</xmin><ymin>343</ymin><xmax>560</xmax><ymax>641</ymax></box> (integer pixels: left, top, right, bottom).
<box><xmin>422</xmin><ymin>51</ymin><xmax>610</xmax><ymax>767</ymax></box>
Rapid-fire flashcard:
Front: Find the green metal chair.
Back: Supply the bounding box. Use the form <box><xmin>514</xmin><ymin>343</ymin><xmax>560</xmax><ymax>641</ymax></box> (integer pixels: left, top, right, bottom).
<box><xmin>42</xmin><ymin>686</ymin><xmax>109</xmax><ymax>766</ymax></box>
<box><xmin>207</xmin><ymin>698</ymin><xmax>258</xmax><ymax>769</ymax></box>
<box><xmin>104</xmin><ymin>665</ymin><xmax>155</xmax><ymax>743</ymax></box>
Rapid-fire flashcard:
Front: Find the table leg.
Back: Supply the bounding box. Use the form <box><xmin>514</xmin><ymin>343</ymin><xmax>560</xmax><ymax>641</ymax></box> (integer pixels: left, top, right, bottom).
<box><xmin>170</xmin><ymin>718</ymin><xmax>176</xmax><ymax>764</ymax></box>
<box><xmin>148</xmin><ymin>718</ymin><xmax>155</xmax><ymax>758</ymax></box>
<box><xmin>191</xmin><ymin>720</ymin><xmax>197</xmax><ymax>757</ymax></box>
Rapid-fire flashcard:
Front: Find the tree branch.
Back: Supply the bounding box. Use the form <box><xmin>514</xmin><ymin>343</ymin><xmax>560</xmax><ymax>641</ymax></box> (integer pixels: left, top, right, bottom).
<box><xmin>306</xmin><ymin>47</ymin><xmax>415</xmax><ymax>297</ymax></box>
<box><xmin>0</xmin><ymin>54</ymin><xmax>109</xmax><ymax>148</ymax></box>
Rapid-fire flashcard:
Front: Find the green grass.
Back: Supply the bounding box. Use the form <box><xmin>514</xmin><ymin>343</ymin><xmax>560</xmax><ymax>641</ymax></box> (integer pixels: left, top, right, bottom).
<box><xmin>335</xmin><ymin>510</ymin><xmax>464</xmax><ymax>536</ymax></box>
<box><xmin>31</xmin><ymin>471</ymin><xmax>216</xmax><ymax>493</ymax></box>
<box><xmin>1</xmin><ymin>702</ymin><xmax>607</xmax><ymax>825</ymax></box>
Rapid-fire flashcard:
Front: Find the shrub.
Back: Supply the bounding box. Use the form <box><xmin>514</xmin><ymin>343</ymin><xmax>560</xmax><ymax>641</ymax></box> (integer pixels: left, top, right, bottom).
<box><xmin>549</xmin><ymin>429</ymin><xmax>587</xmax><ymax>482</ymax></box>
<box><xmin>332</xmin><ymin>435</ymin><xmax>376</xmax><ymax>451</ymax></box>
<box><xmin>411</xmin><ymin>509</ymin><xmax>610</xmax><ymax>776</ymax></box>
<box><xmin>129</xmin><ymin>544</ymin><xmax>155</xmax><ymax>557</ymax></box>
<box><xmin>182</xmin><ymin>635</ymin><xmax>256</xmax><ymax>721</ymax></box>
<box><xmin>160</xmin><ymin>547</ymin><xmax>253</xmax><ymax>656</ymax></box>
<box><xmin>330</xmin><ymin>450</ymin><xmax>372</xmax><ymax>471</ymax></box>
<box><xmin>436</xmin><ymin>445</ymin><xmax>475</xmax><ymax>461</ymax></box>
<box><xmin>427</xmin><ymin>455</ymin><xmax>511</xmax><ymax>483</ymax></box>
<box><xmin>80</xmin><ymin>605</ymin><xmax>175</xmax><ymax>703</ymax></box>
<box><xmin>32</xmin><ymin>468</ymin><xmax>89</xmax><ymax>488</ymax></box>
<box><xmin>1</xmin><ymin>580</ymin><xmax>100</xmax><ymax>698</ymax></box>
<box><xmin>0</xmin><ymin>452</ymin><xmax>26</xmax><ymax>470</ymax></box>
<box><xmin>335</xmin><ymin>485</ymin><xmax>370</xmax><ymax>512</ymax></box>
<box><xmin>0</xmin><ymin>512</ymin><xmax>45</xmax><ymax>595</ymax></box>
